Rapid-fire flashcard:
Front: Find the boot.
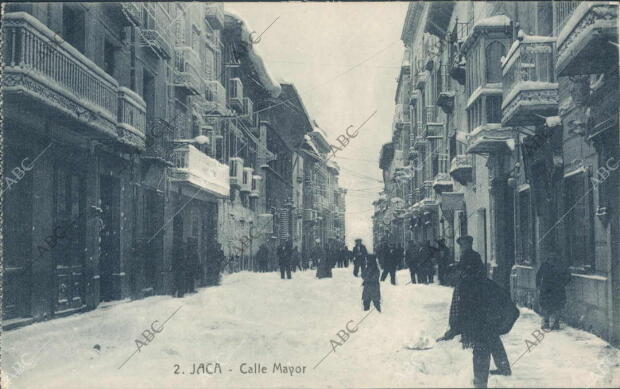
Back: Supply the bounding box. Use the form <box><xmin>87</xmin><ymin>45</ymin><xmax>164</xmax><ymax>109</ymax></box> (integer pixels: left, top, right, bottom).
<box><xmin>489</xmin><ymin>368</ymin><xmax>511</xmax><ymax>376</ymax></box>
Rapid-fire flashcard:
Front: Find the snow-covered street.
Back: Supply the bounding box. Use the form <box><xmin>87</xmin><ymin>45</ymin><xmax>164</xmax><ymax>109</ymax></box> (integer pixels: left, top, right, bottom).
<box><xmin>3</xmin><ymin>269</ymin><xmax>619</xmax><ymax>388</ymax></box>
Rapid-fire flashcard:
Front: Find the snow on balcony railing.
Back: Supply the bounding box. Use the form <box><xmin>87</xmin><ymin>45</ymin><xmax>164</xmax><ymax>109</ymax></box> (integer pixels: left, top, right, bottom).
<box><xmin>171</xmin><ymin>144</ymin><xmax>230</xmax><ymax>198</ymax></box>
<box><xmin>206</xmin><ymin>81</ymin><xmax>227</xmax><ymax>114</ymax></box>
<box><xmin>502</xmin><ymin>36</ymin><xmax>556</xmax><ymax>107</ymax></box>
<box><xmin>118</xmin><ymin>87</ymin><xmax>147</xmax><ymax>136</ymax></box>
<box><xmin>3</xmin><ymin>12</ymin><xmax>118</xmax><ymax>120</ymax></box>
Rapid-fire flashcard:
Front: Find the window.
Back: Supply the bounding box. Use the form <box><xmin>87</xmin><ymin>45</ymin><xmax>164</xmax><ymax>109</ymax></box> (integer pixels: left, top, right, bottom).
<box><xmin>485</xmin><ymin>41</ymin><xmax>505</xmax><ymax>83</ymax></box>
<box><xmin>562</xmin><ymin>171</ymin><xmax>594</xmax><ymax>269</ymax></box>
<box><xmin>486</xmin><ymin>95</ymin><xmax>502</xmax><ymax>124</ymax></box>
<box><xmin>517</xmin><ymin>188</ymin><xmax>535</xmax><ymax>264</ymax></box>
<box><xmin>62</xmin><ymin>5</ymin><xmax>85</xmax><ymax>54</ymax></box>
<box><xmin>103</xmin><ymin>40</ymin><xmax>116</xmax><ymax>77</ymax></box>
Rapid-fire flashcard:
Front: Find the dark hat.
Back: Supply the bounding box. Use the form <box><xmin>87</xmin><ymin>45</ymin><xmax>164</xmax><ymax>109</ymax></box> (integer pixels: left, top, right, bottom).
<box><xmin>355</xmin><ymin>238</ymin><xmax>362</xmax><ymax>242</ymax></box>
<box><xmin>456</xmin><ymin>235</ymin><xmax>473</xmax><ymax>245</ymax></box>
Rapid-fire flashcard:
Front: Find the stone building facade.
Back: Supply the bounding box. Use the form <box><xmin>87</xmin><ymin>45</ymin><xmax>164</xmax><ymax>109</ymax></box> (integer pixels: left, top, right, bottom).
<box><xmin>375</xmin><ymin>1</ymin><xmax>619</xmax><ymax>344</ymax></box>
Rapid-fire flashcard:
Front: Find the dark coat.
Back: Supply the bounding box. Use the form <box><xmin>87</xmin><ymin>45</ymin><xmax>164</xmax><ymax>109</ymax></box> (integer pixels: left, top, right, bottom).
<box><xmin>277</xmin><ymin>244</ymin><xmax>290</xmax><ymax>265</ymax></box>
<box><xmin>362</xmin><ymin>264</ymin><xmax>381</xmax><ymax>301</ymax></box>
<box><xmin>256</xmin><ymin>245</ymin><xmax>269</xmax><ymax>264</ymax></box>
<box><xmin>389</xmin><ymin>247</ymin><xmax>403</xmax><ymax>269</ymax></box>
<box><xmin>448</xmin><ymin>275</ymin><xmax>519</xmax><ymax>347</ymax></box>
<box><xmin>536</xmin><ymin>261</ymin><xmax>571</xmax><ymax>312</ymax></box>
<box><xmin>352</xmin><ymin>244</ymin><xmax>368</xmax><ymax>264</ymax></box>
<box><xmin>406</xmin><ymin>244</ymin><xmax>419</xmax><ymax>269</ymax></box>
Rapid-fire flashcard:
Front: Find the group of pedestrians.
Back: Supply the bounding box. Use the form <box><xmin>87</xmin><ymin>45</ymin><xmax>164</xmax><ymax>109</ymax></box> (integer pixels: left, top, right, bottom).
<box><xmin>171</xmin><ymin>239</ymin><xmax>225</xmax><ymax>298</ymax></box>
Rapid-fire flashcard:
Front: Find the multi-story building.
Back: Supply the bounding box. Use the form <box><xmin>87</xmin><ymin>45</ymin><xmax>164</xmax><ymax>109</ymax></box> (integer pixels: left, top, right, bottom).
<box><xmin>377</xmin><ymin>1</ymin><xmax>619</xmax><ymax>345</ymax></box>
<box><xmin>2</xmin><ymin>2</ymin><xmax>345</xmax><ymax>328</ymax></box>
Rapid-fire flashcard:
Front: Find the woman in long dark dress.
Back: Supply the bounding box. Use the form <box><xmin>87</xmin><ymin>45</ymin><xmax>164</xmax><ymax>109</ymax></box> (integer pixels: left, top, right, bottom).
<box><xmin>362</xmin><ymin>254</ymin><xmax>381</xmax><ymax>312</ymax></box>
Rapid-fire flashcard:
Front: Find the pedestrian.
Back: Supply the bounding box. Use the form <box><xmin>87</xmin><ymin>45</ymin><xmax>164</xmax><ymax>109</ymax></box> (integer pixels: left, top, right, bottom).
<box><xmin>437</xmin><ymin>235</ymin><xmax>519</xmax><ymax>388</ymax></box>
<box><xmin>536</xmin><ymin>252</ymin><xmax>571</xmax><ymax>330</ymax></box>
<box><xmin>291</xmin><ymin>245</ymin><xmax>302</xmax><ymax>272</ymax></box>
<box><xmin>436</xmin><ymin>238</ymin><xmax>451</xmax><ymax>286</ymax></box>
<box><xmin>406</xmin><ymin>240</ymin><xmax>419</xmax><ymax>284</ymax></box>
<box><xmin>418</xmin><ymin>241</ymin><xmax>434</xmax><ymax>284</ymax></box>
<box><xmin>343</xmin><ymin>244</ymin><xmax>351</xmax><ymax>268</ymax></box>
<box><xmin>352</xmin><ymin>238</ymin><xmax>368</xmax><ymax>277</ymax></box>
<box><xmin>256</xmin><ymin>243</ymin><xmax>269</xmax><ymax>273</ymax></box>
<box><xmin>380</xmin><ymin>243</ymin><xmax>398</xmax><ymax>285</ymax></box>
<box><xmin>277</xmin><ymin>240</ymin><xmax>292</xmax><ymax>279</ymax></box>
<box><xmin>361</xmin><ymin>254</ymin><xmax>381</xmax><ymax>312</ymax></box>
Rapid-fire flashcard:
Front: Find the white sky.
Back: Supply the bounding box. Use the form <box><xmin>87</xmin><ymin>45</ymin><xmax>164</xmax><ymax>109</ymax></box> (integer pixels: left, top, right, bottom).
<box><xmin>227</xmin><ymin>2</ymin><xmax>409</xmax><ymax>250</ymax></box>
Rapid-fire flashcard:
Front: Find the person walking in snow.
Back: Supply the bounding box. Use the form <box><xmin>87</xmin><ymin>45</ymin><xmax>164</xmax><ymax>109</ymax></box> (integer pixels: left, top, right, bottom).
<box><xmin>380</xmin><ymin>243</ymin><xmax>399</xmax><ymax>285</ymax></box>
<box><xmin>536</xmin><ymin>252</ymin><xmax>571</xmax><ymax>330</ymax></box>
<box><xmin>256</xmin><ymin>243</ymin><xmax>269</xmax><ymax>273</ymax></box>
<box><xmin>277</xmin><ymin>240</ymin><xmax>292</xmax><ymax>279</ymax></box>
<box><xmin>436</xmin><ymin>238</ymin><xmax>451</xmax><ymax>286</ymax></box>
<box><xmin>362</xmin><ymin>254</ymin><xmax>381</xmax><ymax>312</ymax></box>
<box><xmin>418</xmin><ymin>241</ymin><xmax>435</xmax><ymax>284</ymax></box>
<box><xmin>291</xmin><ymin>245</ymin><xmax>302</xmax><ymax>272</ymax></box>
<box><xmin>406</xmin><ymin>240</ymin><xmax>420</xmax><ymax>284</ymax></box>
<box><xmin>437</xmin><ymin>235</ymin><xmax>518</xmax><ymax>388</ymax></box>
<box><xmin>352</xmin><ymin>238</ymin><xmax>368</xmax><ymax>277</ymax></box>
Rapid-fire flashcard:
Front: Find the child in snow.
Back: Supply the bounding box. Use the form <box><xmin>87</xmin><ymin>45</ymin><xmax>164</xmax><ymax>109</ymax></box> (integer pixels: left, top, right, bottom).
<box><xmin>362</xmin><ymin>254</ymin><xmax>381</xmax><ymax>312</ymax></box>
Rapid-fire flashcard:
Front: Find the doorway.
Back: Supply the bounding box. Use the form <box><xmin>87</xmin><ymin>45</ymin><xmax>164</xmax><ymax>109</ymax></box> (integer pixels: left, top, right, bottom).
<box><xmin>99</xmin><ymin>175</ymin><xmax>121</xmax><ymax>301</ymax></box>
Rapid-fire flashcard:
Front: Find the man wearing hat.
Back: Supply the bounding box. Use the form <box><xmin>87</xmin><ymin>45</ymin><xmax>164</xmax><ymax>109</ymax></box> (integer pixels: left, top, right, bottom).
<box><xmin>456</xmin><ymin>235</ymin><xmax>484</xmax><ymax>276</ymax></box>
<box><xmin>352</xmin><ymin>238</ymin><xmax>368</xmax><ymax>277</ymax></box>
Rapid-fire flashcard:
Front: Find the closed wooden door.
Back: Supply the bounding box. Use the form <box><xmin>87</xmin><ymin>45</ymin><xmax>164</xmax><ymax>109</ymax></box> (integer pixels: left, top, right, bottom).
<box><xmin>53</xmin><ymin>164</ymin><xmax>86</xmax><ymax>314</ymax></box>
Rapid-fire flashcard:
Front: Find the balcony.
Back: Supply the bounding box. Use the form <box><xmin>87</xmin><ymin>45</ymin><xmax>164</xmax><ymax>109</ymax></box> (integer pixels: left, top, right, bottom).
<box><xmin>303</xmin><ymin>209</ymin><xmax>314</xmax><ymax>222</ymax></box>
<box><xmin>120</xmin><ymin>3</ymin><xmax>143</xmax><ymax>26</ymax></box>
<box><xmin>205</xmin><ymin>4</ymin><xmax>225</xmax><ymax>30</ymax></box>
<box><xmin>117</xmin><ymin>87</ymin><xmax>147</xmax><ymax>148</ymax></box>
<box><xmin>394</xmin><ymin>104</ymin><xmax>411</xmax><ymax>130</ymax></box>
<box><xmin>409</xmin><ymin>89</ymin><xmax>420</xmax><ymax>106</ymax></box>
<box><xmin>141</xmin><ymin>27</ymin><xmax>172</xmax><ymax>59</ymax></box>
<box><xmin>432</xmin><ymin>172</ymin><xmax>453</xmax><ymax>194</ymax></box>
<box><xmin>229</xmin><ymin>157</ymin><xmax>244</xmax><ymax>188</ymax></box>
<box><xmin>413</xmin><ymin>135</ymin><xmax>426</xmax><ymax>150</ymax></box>
<box><xmin>466</xmin><ymin>124</ymin><xmax>514</xmax><ymax>155</ymax></box>
<box><xmin>415</xmin><ymin>71</ymin><xmax>428</xmax><ymax>90</ymax></box>
<box><xmin>450</xmin><ymin>155</ymin><xmax>473</xmax><ymax>185</ymax></box>
<box><xmin>250</xmin><ymin>175</ymin><xmax>262</xmax><ymax>198</ymax></box>
<box><xmin>556</xmin><ymin>2</ymin><xmax>618</xmax><ymax>76</ymax></box>
<box><xmin>448</xmin><ymin>20</ymin><xmax>471</xmax><ymax>85</ymax></box>
<box><xmin>501</xmin><ymin>36</ymin><xmax>558</xmax><ymax>127</ymax></box>
<box><xmin>205</xmin><ymin>81</ymin><xmax>227</xmax><ymax>115</ymax></box>
<box><xmin>228</xmin><ymin>78</ymin><xmax>244</xmax><ymax>112</ymax></box>
<box><xmin>170</xmin><ymin>145</ymin><xmax>230</xmax><ymax>198</ymax></box>
<box><xmin>241</xmin><ymin>167</ymin><xmax>253</xmax><ymax>193</ymax></box>
<box><xmin>241</xmin><ymin>97</ymin><xmax>254</xmax><ymax>125</ymax></box>
<box><xmin>3</xmin><ymin>12</ymin><xmax>121</xmax><ymax>141</ymax></box>
<box><xmin>143</xmin><ymin>119</ymin><xmax>174</xmax><ymax>165</ymax></box>
<box><xmin>174</xmin><ymin>47</ymin><xmax>203</xmax><ymax>95</ymax></box>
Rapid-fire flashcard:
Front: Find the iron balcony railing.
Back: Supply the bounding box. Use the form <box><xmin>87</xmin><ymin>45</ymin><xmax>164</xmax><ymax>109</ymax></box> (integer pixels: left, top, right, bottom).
<box><xmin>3</xmin><ymin>12</ymin><xmax>118</xmax><ymax>123</ymax></box>
<box><xmin>554</xmin><ymin>1</ymin><xmax>580</xmax><ymax>35</ymax></box>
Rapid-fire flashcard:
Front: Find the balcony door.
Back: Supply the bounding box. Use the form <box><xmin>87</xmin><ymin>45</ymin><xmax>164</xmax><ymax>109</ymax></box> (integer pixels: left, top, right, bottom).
<box><xmin>53</xmin><ymin>164</ymin><xmax>86</xmax><ymax>314</ymax></box>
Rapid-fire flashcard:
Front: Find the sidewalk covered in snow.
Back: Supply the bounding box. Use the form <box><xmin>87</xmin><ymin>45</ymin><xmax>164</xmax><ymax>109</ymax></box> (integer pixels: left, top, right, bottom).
<box><xmin>3</xmin><ymin>269</ymin><xmax>619</xmax><ymax>388</ymax></box>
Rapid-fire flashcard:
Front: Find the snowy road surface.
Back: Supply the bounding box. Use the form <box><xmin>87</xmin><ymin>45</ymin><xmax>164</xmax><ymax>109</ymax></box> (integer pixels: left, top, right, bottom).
<box><xmin>3</xmin><ymin>268</ymin><xmax>619</xmax><ymax>388</ymax></box>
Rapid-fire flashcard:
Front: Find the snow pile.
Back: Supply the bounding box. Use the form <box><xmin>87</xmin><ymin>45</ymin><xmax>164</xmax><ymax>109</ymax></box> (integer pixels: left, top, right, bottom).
<box><xmin>3</xmin><ymin>269</ymin><xmax>619</xmax><ymax>388</ymax></box>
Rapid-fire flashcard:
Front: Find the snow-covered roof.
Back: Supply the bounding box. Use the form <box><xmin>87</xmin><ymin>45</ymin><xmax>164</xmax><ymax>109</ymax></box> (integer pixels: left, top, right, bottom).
<box><xmin>224</xmin><ymin>12</ymin><xmax>281</xmax><ymax>98</ymax></box>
